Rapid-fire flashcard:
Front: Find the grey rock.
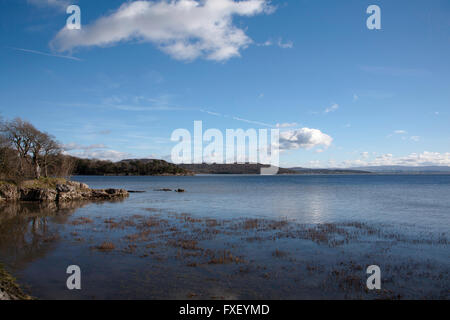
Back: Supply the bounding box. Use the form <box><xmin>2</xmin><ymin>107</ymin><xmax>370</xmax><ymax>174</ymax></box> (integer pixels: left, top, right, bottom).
<box><xmin>56</xmin><ymin>184</ymin><xmax>76</xmax><ymax>193</ymax></box>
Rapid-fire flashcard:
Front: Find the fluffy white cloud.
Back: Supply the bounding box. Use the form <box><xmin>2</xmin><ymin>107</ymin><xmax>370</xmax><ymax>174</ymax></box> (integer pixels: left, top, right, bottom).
<box><xmin>50</xmin><ymin>0</ymin><xmax>274</xmax><ymax>61</ymax></box>
<box><xmin>279</xmin><ymin>128</ymin><xmax>333</xmax><ymax>151</ymax></box>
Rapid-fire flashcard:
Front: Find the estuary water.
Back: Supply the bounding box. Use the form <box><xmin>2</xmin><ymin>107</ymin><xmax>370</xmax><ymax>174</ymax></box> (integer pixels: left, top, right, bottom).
<box><xmin>0</xmin><ymin>174</ymin><xmax>449</xmax><ymax>299</ymax></box>
<box><xmin>74</xmin><ymin>174</ymin><xmax>450</xmax><ymax>233</ymax></box>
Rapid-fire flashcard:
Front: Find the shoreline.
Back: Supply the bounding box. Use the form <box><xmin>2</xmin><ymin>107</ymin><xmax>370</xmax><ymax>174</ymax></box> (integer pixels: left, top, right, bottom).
<box><xmin>0</xmin><ymin>263</ymin><xmax>32</xmax><ymax>300</ymax></box>
<box><xmin>0</xmin><ymin>178</ymin><xmax>129</xmax><ymax>202</ymax></box>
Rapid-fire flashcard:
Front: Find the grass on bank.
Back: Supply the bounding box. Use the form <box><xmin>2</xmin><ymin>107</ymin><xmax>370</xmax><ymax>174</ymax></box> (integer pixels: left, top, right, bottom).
<box><xmin>0</xmin><ymin>177</ymin><xmax>68</xmax><ymax>189</ymax></box>
<box><xmin>0</xmin><ymin>263</ymin><xmax>33</xmax><ymax>300</ymax></box>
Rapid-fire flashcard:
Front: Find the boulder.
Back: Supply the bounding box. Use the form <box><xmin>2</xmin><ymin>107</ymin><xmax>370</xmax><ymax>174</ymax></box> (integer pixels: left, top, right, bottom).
<box><xmin>66</xmin><ymin>181</ymin><xmax>89</xmax><ymax>190</ymax></box>
<box><xmin>57</xmin><ymin>190</ymin><xmax>83</xmax><ymax>202</ymax></box>
<box><xmin>0</xmin><ymin>180</ymin><xmax>128</xmax><ymax>202</ymax></box>
<box><xmin>0</xmin><ymin>289</ymin><xmax>11</xmax><ymax>300</ymax></box>
<box><xmin>0</xmin><ymin>183</ymin><xmax>19</xmax><ymax>201</ymax></box>
<box><xmin>89</xmin><ymin>188</ymin><xmax>128</xmax><ymax>199</ymax></box>
<box><xmin>56</xmin><ymin>184</ymin><xmax>76</xmax><ymax>193</ymax></box>
<box><xmin>79</xmin><ymin>183</ymin><xmax>90</xmax><ymax>190</ymax></box>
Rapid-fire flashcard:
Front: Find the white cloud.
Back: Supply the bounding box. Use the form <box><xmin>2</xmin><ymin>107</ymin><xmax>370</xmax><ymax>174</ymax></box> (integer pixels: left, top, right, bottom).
<box><xmin>410</xmin><ymin>136</ymin><xmax>420</xmax><ymax>142</ymax></box>
<box><xmin>307</xmin><ymin>160</ymin><xmax>321</xmax><ymax>168</ymax></box>
<box><xmin>62</xmin><ymin>143</ymin><xmax>132</xmax><ymax>161</ymax></box>
<box><xmin>277</xmin><ymin>38</ymin><xmax>293</xmax><ymax>49</ymax></box>
<box><xmin>394</xmin><ymin>130</ymin><xmax>407</xmax><ymax>134</ymax></box>
<box><xmin>62</xmin><ymin>143</ymin><xmax>108</xmax><ymax>151</ymax></box>
<box><xmin>361</xmin><ymin>152</ymin><xmax>369</xmax><ymax>159</ymax></box>
<box><xmin>279</xmin><ymin>128</ymin><xmax>333</xmax><ymax>151</ymax></box>
<box><xmin>335</xmin><ymin>151</ymin><xmax>450</xmax><ymax>168</ymax></box>
<box><xmin>68</xmin><ymin>149</ymin><xmax>132</xmax><ymax>161</ymax></box>
<box><xmin>257</xmin><ymin>38</ymin><xmax>293</xmax><ymax>49</ymax></box>
<box><xmin>353</xmin><ymin>94</ymin><xmax>358</xmax><ymax>101</ymax></box>
<box><xmin>257</xmin><ymin>40</ymin><xmax>272</xmax><ymax>46</ymax></box>
<box><xmin>50</xmin><ymin>0</ymin><xmax>274</xmax><ymax>61</ymax></box>
<box><xmin>324</xmin><ymin>103</ymin><xmax>339</xmax><ymax>113</ymax></box>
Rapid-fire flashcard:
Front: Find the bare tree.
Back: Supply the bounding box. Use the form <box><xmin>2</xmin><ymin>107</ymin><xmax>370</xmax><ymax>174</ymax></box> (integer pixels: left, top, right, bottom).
<box><xmin>0</xmin><ymin>118</ymin><xmax>62</xmax><ymax>179</ymax></box>
<box><xmin>41</xmin><ymin>135</ymin><xmax>61</xmax><ymax>177</ymax></box>
<box><xmin>29</xmin><ymin>130</ymin><xmax>47</xmax><ymax>179</ymax></box>
<box><xmin>1</xmin><ymin>118</ymin><xmax>35</xmax><ymax>175</ymax></box>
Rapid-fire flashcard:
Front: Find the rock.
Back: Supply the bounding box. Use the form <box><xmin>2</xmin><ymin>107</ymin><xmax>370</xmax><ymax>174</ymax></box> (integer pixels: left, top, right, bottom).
<box><xmin>0</xmin><ymin>180</ymin><xmax>128</xmax><ymax>202</ymax></box>
<box><xmin>56</xmin><ymin>184</ymin><xmax>76</xmax><ymax>193</ymax></box>
<box><xmin>175</xmin><ymin>189</ymin><xmax>185</xmax><ymax>193</ymax></box>
<box><xmin>79</xmin><ymin>183</ymin><xmax>90</xmax><ymax>189</ymax></box>
<box><xmin>0</xmin><ymin>183</ymin><xmax>19</xmax><ymax>201</ymax></box>
<box><xmin>66</xmin><ymin>181</ymin><xmax>89</xmax><ymax>190</ymax></box>
<box><xmin>87</xmin><ymin>188</ymin><xmax>128</xmax><ymax>200</ymax></box>
<box><xmin>105</xmin><ymin>188</ymin><xmax>118</xmax><ymax>195</ymax></box>
<box><xmin>57</xmin><ymin>190</ymin><xmax>83</xmax><ymax>202</ymax></box>
<box><xmin>0</xmin><ymin>289</ymin><xmax>11</xmax><ymax>300</ymax></box>
<box><xmin>20</xmin><ymin>188</ymin><xmax>57</xmax><ymax>202</ymax></box>
<box><xmin>156</xmin><ymin>188</ymin><xmax>172</xmax><ymax>192</ymax></box>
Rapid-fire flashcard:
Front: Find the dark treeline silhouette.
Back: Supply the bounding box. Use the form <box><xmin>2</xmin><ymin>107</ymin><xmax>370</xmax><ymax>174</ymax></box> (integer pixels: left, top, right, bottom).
<box><xmin>72</xmin><ymin>158</ymin><xmax>191</xmax><ymax>176</ymax></box>
<box><xmin>0</xmin><ymin>117</ymin><xmax>74</xmax><ymax>183</ymax></box>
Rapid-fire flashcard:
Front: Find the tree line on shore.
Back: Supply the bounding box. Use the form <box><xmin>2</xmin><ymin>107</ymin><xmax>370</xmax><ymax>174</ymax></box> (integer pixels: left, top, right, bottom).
<box><xmin>73</xmin><ymin>158</ymin><xmax>190</xmax><ymax>176</ymax></box>
<box><xmin>0</xmin><ymin>118</ymin><xmax>74</xmax><ymax>183</ymax></box>
<box><xmin>0</xmin><ymin>117</ymin><xmax>190</xmax><ymax>183</ymax></box>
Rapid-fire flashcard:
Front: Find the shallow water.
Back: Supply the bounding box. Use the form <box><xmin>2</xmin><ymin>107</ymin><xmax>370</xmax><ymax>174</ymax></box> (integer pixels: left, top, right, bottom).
<box><xmin>74</xmin><ymin>174</ymin><xmax>450</xmax><ymax>233</ymax></box>
<box><xmin>0</xmin><ymin>175</ymin><xmax>449</xmax><ymax>299</ymax></box>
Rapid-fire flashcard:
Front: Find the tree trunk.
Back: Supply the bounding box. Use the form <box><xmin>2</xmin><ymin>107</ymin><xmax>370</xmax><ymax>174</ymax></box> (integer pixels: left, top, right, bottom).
<box><xmin>33</xmin><ymin>156</ymin><xmax>40</xmax><ymax>179</ymax></box>
<box><xmin>43</xmin><ymin>156</ymin><xmax>48</xmax><ymax>177</ymax></box>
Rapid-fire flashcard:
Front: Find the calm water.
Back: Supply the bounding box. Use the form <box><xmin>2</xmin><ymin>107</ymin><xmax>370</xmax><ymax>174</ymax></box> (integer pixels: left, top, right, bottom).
<box><xmin>73</xmin><ymin>174</ymin><xmax>450</xmax><ymax>233</ymax></box>
<box><xmin>0</xmin><ymin>174</ymin><xmax>449</xmax><ymax>299</ymax></box>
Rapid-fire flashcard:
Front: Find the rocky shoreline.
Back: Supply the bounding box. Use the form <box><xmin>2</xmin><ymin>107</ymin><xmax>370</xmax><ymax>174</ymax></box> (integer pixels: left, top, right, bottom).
<box><xmin>0</xmin><ymin>179</ymin><xmax>129</xmax><ymax>202</ymax></box>
<box><xmin>0</xmin><ymin>179</ymin><xmax>128</xmax><ymax>299</ymax></box>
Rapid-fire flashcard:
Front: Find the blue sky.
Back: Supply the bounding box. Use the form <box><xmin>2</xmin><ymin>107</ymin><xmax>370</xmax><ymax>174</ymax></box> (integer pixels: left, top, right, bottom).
<box><xmin>0</xmin><ymin>0</ymin><xmax>449</xmax><ymax>167</ymax></box>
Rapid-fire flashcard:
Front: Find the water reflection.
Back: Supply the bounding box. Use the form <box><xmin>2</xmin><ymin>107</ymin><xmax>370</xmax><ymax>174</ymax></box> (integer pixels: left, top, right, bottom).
<box><xmin>0</xmin><ymin>202</ymin><xmax>75</xmax><ymax>267</ymax></box>
<box><xmin>0</xmin><ymin>200</ymin><xmax>124</xmax><ymax>269</ymax></box>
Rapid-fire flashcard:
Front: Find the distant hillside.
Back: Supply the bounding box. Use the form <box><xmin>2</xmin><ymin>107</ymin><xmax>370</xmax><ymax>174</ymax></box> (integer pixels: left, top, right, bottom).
<box><xmin>289</xmin><ymin>167</ymin><xmax>371</xmax><ymax>174</ymax></box>
<box><xmin>350</xmin><ymin>166</ymin><xmax>450</xmax><ymax>173</ymax></box>
<box><xmin>179</xmin><ymin>163</ymin><xmax>297</xmax><ymax>174</ymax></box>
<box><xmin>72</xmin><ymin>158</ymin><xmax>192</xmax><ymax>176</ymax></box>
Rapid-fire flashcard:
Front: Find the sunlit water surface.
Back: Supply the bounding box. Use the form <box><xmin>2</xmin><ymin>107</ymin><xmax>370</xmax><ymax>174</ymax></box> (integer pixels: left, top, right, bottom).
<box><xmin>0</xmin><ymin>175</ymin><xmax>448</xmax><ymax>299</ymax></box>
